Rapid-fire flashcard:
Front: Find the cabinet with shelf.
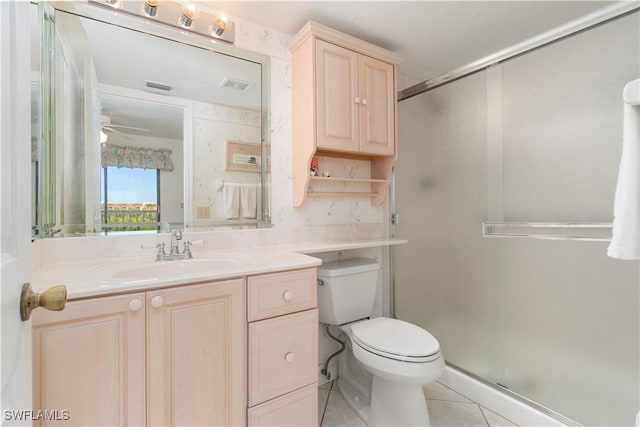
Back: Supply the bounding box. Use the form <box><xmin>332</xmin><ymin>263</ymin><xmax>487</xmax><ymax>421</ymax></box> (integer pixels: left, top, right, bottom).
<box><xmin>289</xmin><ymin>21</ymin><xmax>401</xmax><ymax>207</ymax></box>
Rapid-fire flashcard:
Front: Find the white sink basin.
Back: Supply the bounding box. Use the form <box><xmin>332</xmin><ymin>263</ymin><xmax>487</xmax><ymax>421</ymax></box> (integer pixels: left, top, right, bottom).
<box><xmin>112</xmin><ymin>258</ymin><xmax>243</xmax><ymax>279</ymax></box>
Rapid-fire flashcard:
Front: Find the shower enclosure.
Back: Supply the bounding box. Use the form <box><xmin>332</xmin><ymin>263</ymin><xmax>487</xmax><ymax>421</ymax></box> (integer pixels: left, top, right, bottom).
<box><xmin>394</xmin><ymin>10</ymin><xmax>639</xmax><ymax>426</ymax></box>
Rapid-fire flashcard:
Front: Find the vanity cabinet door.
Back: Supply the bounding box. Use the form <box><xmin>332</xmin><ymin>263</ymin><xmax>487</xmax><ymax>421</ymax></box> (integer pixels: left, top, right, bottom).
<box><xmin>32</xmin><ymin>293</ymin><xmax>146</xmax><ymax>427</ymax></box>
<box><xmin>315</xmin><ymin>39</ymin><xmax>360</xmax><ymax>153</ymax></box>
<box><xmin>146</xmin><ymin>279</ymin><xmax>246</xmax><ymax>427</ymax></box>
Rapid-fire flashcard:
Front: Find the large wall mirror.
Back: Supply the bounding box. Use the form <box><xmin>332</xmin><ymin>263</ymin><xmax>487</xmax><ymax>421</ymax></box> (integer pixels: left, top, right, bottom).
<box><xmin>31</xmin><ymin>2</ymin><xmax>270</xmax><ymax>238</ymax></box>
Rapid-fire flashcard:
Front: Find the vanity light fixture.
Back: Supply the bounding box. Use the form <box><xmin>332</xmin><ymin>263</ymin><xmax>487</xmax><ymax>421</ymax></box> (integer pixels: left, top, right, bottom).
<box><xmin>89</xmin><ymin>0</ymin><xmax>235</xmax><ymax>44</ymax></box>
<box><xmin>180</xmin><ymin>4</ymin><xmax>195</xmax><ymax>28</ymax></box>
<box><xmin>211</xmin><ymin>14</ymin><xmax>228</xmax><ymax>36</ymax></box>
<box><xmin>143</xmin><ymin>0</ymin><xmax>158</xmax><ymax>17</ymax></box>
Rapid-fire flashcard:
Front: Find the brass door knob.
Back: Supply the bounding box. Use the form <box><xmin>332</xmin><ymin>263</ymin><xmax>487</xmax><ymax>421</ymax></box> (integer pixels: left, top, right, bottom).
<box><xmin>20</xmin><ymin>283</ymin><xmax>67</xmax><ymax>321</ymax></box>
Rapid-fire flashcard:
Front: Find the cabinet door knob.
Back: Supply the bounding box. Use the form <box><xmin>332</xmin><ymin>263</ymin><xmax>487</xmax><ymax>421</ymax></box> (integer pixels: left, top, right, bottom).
<box><xmin>151</xmin><ymin>295</ymin><xmax>164</xmax><ymax>308</ymax></box>
<box><xmin>361</xmin><ymin>98</ymin><xmax>368</xmax><ymax>105</ymax></box>
<box><xmin>282</xmin><ymin>290</ymin><xmax>294</xmax><ymax>301</ymax></box>
<box><xmin>354</xmin><ymin>96</ymin><xmax>361</xmax><ymax>104</ymax></box>
<box><xmin>129</xmin><ymin>298</ymin><xmax>143</xmax><ymax>311</ymax></box>
<box><xmin>284</xmin><ymin>352</ymin><xmax>295</xmax><ymax>363</ymax></box>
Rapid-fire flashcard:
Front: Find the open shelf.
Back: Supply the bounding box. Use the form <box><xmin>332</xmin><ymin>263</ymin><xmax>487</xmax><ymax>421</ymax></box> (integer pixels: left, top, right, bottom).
<box><xmin>307</xmin><ymin>191</ymin><xmax>378</xmax><ymax>198</ymax></box>
<box><xmin>309</xmin><ymin>176</ymin><xmax>387</xmax><ymax>184</ymax></box>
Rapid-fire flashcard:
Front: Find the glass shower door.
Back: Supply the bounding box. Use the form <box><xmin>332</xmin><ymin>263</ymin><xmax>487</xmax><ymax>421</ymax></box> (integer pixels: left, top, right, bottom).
<box><xmin>395</xmin><ymin>11</ymin><xmax>639</xmax><ymax>426</ymax></box>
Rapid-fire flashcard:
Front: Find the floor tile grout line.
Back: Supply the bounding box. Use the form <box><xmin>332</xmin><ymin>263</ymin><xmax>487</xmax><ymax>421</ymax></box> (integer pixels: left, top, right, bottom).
<box><xmin>478</xmin><ymin>403</ymin><xmax>491</xmax><ymax>427</ymax></box>
<box><xmin>436</xmin><ymin>380</ymin><xmax>478</xmax><ymax>403</ymax></box>
<box><xmin>479</xmin><ymin>404</ymin><xmax>520</xmax><ymax>427</ymax></box>
<box><xmin>319</xmin><ymin>380</ymin><xmax>333</xmax><ymax>426</ymax></box>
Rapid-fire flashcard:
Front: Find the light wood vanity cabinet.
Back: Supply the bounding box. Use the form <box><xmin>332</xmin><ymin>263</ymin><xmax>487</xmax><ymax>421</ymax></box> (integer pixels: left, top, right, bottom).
<box><xmin>32</xmin><ymin>293</ymin><xmax>147</xmax><ymax>426</ymax></box>
<box><xmin>247</xmin><ymin>268</ymin><xmax>318</xmax><ymax>427</ymax></box>
<box><xmin>146</xmin><ymin>280</ymin><xmax>246</xmax><ymax>427</ymax></box>
<box><xmin>32</xmin><ymin>268</ymin><xmax>318</xmax><ymax>427</ymax></box>
<box><xmin>289</xmin><ymin>21</ymin><xmax>401</xmax><ymax>207</ymax></box>
<box><xmin>32</xmin><ymin>279</ymin><xmax>246</xmax><ymax>427</ymax></box>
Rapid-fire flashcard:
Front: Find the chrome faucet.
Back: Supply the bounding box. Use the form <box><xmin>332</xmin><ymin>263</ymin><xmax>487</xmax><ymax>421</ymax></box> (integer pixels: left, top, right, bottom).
<box><xmin>169</xmin><ymin>230</ymin><xmax>182</xmax><ymax>256</ymax></box>
<box><xmin>153</xmin><ymin>230</ymin><xmax>199</xmax><ymax>262</ymax></box>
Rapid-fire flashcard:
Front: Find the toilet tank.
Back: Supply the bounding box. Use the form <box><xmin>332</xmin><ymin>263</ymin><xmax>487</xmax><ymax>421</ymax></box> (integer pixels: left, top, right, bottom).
<box><xmin>317</xmin><ymin>258</ymin><xmax>380</xmax><ymax>325</ymax></box>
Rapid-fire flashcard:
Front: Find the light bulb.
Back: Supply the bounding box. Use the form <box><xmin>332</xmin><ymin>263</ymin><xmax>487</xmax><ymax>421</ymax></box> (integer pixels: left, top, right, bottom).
<box><xmin>144</xmin><ymin>0</ymin><xmax>158</xmax><ymax>17</ymax></box>
<box><xmin>212</xmin><ymin>14</ymin><xmax>228</xmax><ymax>36</ymax></box>
<box><xmin>180</xmin><ymin>4</ymin><xmax>195</xmax><ymax>28</ymax></box>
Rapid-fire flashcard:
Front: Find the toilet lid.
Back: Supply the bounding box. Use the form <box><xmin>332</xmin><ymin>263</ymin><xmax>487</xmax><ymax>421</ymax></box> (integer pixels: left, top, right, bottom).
<box><xmin>350</xmin><ymin>317</ymin><xmax>440</xmax><ymax>360</ymax></box>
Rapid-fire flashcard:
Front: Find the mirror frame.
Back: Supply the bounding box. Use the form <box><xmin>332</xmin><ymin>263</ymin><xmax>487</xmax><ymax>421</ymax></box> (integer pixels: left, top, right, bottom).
<box><xmin>37</xmin><ymin>1</ymin><xmax>271</xmax><ymax>237</ymax></box>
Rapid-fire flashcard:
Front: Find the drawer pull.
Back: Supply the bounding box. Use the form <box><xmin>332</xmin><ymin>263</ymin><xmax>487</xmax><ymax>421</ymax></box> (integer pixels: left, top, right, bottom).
<box><xmin>282</xmin><ymin>290</ymin><xmax>294</xmax><ymax>301</ymax></box>
<box><xmin>284</xmin><ymin>352</ymin><xmax>295</xmax><ymax>363</ymax></box>
<box><xmin>151</xmin><ymin>295</ymin><xmax>164</xmax><ymax>308</ymax></box>
<box><xmin>129</xmin><ymin>298</ymin><xmax>143</xmax><ymax>311</ymax></box>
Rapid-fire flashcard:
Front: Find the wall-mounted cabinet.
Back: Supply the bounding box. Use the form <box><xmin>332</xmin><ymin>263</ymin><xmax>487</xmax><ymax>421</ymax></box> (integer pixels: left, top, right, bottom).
<box><xmin>288</xmin><ymin>21</ymin><xmax>401</xmax><ymax>207</ymax></box>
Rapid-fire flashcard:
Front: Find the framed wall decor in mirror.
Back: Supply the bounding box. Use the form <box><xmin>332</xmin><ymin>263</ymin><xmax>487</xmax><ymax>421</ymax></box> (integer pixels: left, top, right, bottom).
<box><xmin>31</xmin><ymin>1</ymin><xmax>270</xmax><ymax>238</ymax></box>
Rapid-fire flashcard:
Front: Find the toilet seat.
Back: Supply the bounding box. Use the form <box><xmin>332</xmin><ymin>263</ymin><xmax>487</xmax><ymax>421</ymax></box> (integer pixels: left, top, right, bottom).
<box><xmin>350</xmin><ymin>317</ymin><xmax>441</xmax><ymax>363</ymax></box>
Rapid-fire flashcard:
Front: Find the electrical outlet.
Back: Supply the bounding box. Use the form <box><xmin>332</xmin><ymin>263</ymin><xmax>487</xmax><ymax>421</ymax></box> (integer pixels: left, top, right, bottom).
<box><xmin>196</xmin><ymin>206</ymin><xmax>210</xmax><ymax>219</ymax></box>
<box><xmin>317</xmin><ymin>360</ymin><xmax>338</xmax><ymax>386</ymax></box>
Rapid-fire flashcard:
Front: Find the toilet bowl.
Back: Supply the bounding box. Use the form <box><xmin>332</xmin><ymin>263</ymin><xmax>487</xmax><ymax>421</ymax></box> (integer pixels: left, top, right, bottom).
<box><xmin>317</xmin><ymin>259</ymin><xmax>444</xmax><ymax>426</ymax></box>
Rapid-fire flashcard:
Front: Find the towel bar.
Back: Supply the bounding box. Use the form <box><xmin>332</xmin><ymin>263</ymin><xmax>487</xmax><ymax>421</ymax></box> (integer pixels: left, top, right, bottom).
<box><xmin>482</xmin><ymin>222</ymin><xmax>612</xmax><ymax>242</ymax></box>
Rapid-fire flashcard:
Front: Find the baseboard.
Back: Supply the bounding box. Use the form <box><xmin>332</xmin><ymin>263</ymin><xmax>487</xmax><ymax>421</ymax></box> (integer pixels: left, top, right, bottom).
<box><xmin>438</xmin><ymin>365</ymin><xmax>580</xmax><ymax>427</ymax></box>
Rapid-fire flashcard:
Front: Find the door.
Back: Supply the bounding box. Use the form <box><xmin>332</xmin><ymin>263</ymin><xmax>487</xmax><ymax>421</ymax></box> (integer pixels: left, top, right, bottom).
<box><xmin>358</xmin><ymin>55</ymin><xmax>395</xmax><ymax>155</ymax></box>
<box><xmin>146</xmin><ymin>279</ymin><xmax>246</xmax><ymax>426</ymax></box>
<box><xmin>315</xmin><ymin>39</ymin><xmax>359</xmax><ymax>153</ymax></box>
<box><xmin>1</xmin><ymin>1</ymin><xmax>33</xmax><ymax>423</ymax></box>
<box><xmin>32</xmin><ymin>294</ymin><xmax>146</xmax><ymax>426</ymax></box>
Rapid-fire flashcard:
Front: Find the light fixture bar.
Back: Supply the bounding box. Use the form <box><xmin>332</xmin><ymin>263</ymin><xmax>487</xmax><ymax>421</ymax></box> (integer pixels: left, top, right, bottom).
<box><xmin>88</xmin><ymin>0</ymin><xmax>235</xmax><ymax>44</ymax></box>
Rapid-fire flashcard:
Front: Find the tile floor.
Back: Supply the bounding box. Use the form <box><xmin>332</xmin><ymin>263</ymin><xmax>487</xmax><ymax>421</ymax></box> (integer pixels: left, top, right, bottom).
<box><xmin>318</xmin><ymin>380</ymin><xmax>519</xmax><ymax>427</ymax></box>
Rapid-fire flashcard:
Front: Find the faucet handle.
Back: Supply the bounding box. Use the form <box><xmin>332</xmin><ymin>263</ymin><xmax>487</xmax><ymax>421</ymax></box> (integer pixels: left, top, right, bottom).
<box><xmin>155</xmin><ymin>242</ymin><xmax>166</xmax><ymax>261</ymax></box>
<box><xmin>173</xmin><ymin>230</ymin><xmax>183</xmax><ymax>241</ymax></box>
<box><xmin>183</xmin><ymin>241</ymin><xmax>193</xmax><ymax>258</ymax></box>
<box><xmin>182</xmin><ymin>240</ymin><xmax>204</xmax><ymax>258</ymax></box>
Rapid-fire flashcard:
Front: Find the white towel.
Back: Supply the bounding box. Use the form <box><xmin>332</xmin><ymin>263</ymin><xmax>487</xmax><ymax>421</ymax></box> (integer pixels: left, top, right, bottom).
<box><xmin>608</xmin><ymin>79</ymin><xmax>640</xmax><ymax>260</ymax></box>
<box><xmin>240</xmin><ymin>183</ymin><xmax>258</xmax><ymax>219</ymax></box>
<box><xmin>223</xmin><ymin>182</ymin><xmax>240</xmax><ymax>219</ymax></box>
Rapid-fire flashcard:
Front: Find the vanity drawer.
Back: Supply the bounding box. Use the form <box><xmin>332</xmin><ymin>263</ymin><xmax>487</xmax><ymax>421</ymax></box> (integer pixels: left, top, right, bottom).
<box><xmin>249</xmin><ymin>309</ymin><xmax>318</xmax><ymax>405</ymax></box>
<box><xmin>248</xmin><ymin>383</ymin><xmax>317</xmax><ymax>427</ymax></box>
<box><xmin>248</xmin><ymin>268</ymin><xmax>317</xmax><ymax>321</ymax></box>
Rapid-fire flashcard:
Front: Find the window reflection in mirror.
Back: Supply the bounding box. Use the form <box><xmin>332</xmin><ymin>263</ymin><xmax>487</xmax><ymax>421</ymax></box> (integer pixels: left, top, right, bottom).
<box><xmin>33</xmin><ymin>3</ymin><xmax>269</xmax><ymax>237</ymax></box>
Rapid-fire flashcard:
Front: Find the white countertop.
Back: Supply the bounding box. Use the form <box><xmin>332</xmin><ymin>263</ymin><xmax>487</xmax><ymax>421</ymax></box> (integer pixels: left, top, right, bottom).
<box><xmin>32</xmin><ymin>248</ymin><xmax>321</xmax><ymax>300</ymax></box>
<box><xmin>31</xmin><ymin>238</ymin><xmax>406</xmax><ymax>300</ymax></box>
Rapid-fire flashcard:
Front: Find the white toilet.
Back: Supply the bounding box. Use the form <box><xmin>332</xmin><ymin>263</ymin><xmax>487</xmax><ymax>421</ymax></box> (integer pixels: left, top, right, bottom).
<box><xmin>317</xmin><ymin>258</ymin><xmax>444</xmax><ymax>427</ymax></box>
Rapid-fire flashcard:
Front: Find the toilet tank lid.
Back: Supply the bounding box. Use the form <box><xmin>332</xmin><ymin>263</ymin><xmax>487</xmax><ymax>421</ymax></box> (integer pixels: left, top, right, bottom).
<box><xmin>317</xmin><ymin>258</ymin><xmax>380</xmax><ymax>277</ymax></box>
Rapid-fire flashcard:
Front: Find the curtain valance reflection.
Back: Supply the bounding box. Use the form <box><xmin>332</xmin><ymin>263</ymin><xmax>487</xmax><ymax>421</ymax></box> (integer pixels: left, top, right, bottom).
<box><xmin>101</xmin><ymin>143</ymin><xmax>174</xmax><ymax>171</ymax></box>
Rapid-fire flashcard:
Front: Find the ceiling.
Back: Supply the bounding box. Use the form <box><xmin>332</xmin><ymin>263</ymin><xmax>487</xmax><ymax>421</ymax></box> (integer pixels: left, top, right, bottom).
<box><xmin>212</xmin><ymin>1</ymin><xmax>613</xmax><ymax>88</ymax></box>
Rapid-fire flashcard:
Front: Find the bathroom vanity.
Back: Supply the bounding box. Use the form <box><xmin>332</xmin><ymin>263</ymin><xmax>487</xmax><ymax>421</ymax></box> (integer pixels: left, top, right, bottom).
<box><xmin>31</xmin><ymin>252</ymin><xmax>321</xmax><ymax>426</ymax></box>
